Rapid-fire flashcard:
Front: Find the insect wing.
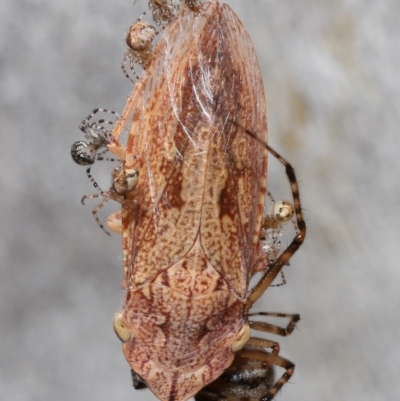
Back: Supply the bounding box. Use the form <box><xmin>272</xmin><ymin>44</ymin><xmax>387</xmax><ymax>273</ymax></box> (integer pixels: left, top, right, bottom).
<box><xmin>123</xmin><ymin>1</ymin><xmax>267</xmax><ymax>299</ymax></box>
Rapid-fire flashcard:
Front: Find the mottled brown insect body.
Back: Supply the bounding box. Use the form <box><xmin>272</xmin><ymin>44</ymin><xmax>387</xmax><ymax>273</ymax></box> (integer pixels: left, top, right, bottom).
<box><xmin>112</xmin><ymin>2</ymin><xmax>267</xmax><ymax>399</ymax></box>
<box><xmin>108</xmin><ymin>2</ymin><xmax>305</xmax><ymax>401</ymax></box>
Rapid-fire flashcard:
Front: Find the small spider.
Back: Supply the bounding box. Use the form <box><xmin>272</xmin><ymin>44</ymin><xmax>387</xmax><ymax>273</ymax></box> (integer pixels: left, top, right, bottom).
<box><xmin>122</xmin><ymin>20</ymin><xmax>158</xmax><ymax>83</ymax></box>
<box><xmin>71</xmin><ymin>108</ymin><xmax>121</xmax><ymax>166</ymax></box>
<box><xmin>71</xmin><ymin>108</ymin><xmax>122</xmax><ymax>199</ymax></box>
<box><xmin>148</xmin><ymin>0</ymin><xmax>178</xmax><ymax>26</ymax></box>
<box><xmin>261</xmin><ymin>195</ymin><xmax>295</xmax><ymax>261</ymax></box>
<box><xmin>149</xmin><ymin>0</ymin><xmax>203</xmax><ymax>25</ymax></box>
<box><xmin>258</xmin><ymin>194</ymin><xmax>295</xmax><ymax>287</ymax></box>
<box><xmin>121</xmin><ymin>1</ymin><xmax>205</xmax><ymax>83</ymax></box>
<box><xmin>81</xmin><ymin>163</ymin><xmax>140</xmax><ymax>236</ymax></box>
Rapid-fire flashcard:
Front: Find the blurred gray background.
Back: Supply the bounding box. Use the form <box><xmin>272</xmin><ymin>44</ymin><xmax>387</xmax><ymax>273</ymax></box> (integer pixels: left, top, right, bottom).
<box><xmin>1</xmin><ymin>0</ymin><xmax>399</xmax><ymax>400</ymax></box>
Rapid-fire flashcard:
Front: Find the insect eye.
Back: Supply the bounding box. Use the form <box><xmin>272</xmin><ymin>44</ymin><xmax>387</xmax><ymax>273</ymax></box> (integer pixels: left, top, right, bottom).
<box><xmin>125</xmin><ymin>168</ymin><xmax>140</xmax><ymax>191</ymax></box>
<box><xmin>112</xmin><ymin>167</ymin><xmax>139</xmax><ymax>196</ymax></box>
<box><xmin>231</xmin><ymin>324</ymin><xmax>251</xmax><ymax>353</ymax></box>
<box><xmin>113</xmin><ymin>312</ymin><xmax>132</xmax><ymax>343</ymax></box>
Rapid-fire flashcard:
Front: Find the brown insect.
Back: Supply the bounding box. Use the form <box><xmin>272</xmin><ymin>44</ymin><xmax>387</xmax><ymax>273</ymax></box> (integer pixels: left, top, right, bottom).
<box><xmin>102</xmin><ymin>1</ymin><xmax>306</xmax><ymax>400</ymax></box>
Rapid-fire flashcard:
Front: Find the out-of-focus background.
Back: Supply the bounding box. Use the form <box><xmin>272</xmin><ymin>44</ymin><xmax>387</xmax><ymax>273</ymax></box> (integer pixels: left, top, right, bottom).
<box><xmin>1</xmin><ymin>0</ymin><xmax>399</xmax><ymax>400</ymax></box>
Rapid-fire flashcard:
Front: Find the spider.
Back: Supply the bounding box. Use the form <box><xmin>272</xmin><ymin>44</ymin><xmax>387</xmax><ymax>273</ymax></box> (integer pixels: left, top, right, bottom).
<box><xmin>71</xmin><ymin>108</ymin><xmax>121</xmax><ymax>166</ymax></box>
<box><xmin>121</xmin><ymin>1</ymin><xmax>205</xmax><ymax>82</ymax></box>
<box><xmin>80</xmin><ymin>163</ymin><xmax>139</xmax><ymax>236</ymax></box>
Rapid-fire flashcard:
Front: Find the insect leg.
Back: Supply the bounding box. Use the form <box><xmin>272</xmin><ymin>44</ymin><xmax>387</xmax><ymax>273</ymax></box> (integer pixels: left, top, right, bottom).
<box><xmin>247</xmin><ymin>311</ymin><xmax>300</xmax><ymax>337</ymax></box>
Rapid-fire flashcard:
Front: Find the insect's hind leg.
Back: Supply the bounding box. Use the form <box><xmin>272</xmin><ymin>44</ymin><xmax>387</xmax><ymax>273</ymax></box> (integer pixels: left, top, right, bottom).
<box><xmin>247</xmin><ymin>311</ymin><xmax>300</xmax><ymax>337</ymax></box>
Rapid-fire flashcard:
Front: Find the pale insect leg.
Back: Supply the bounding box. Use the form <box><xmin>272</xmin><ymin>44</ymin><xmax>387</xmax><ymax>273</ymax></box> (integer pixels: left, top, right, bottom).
<box><xmin>107</xmin><ymin>210</ymin><xmax>123</xmax><ymax>235</ymax></box>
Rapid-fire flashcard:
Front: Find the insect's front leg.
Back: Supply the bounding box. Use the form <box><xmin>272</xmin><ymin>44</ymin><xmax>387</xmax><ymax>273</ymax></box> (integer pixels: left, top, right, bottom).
<box><xmin>107</xmin><ymin>211</ymin><xmax>123</xmax><ymax>235</ymax></box>
<box><xmin>107</xmin><ymin>138</ymin><xmax>127</xmax><ymax>161</ymax></box>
